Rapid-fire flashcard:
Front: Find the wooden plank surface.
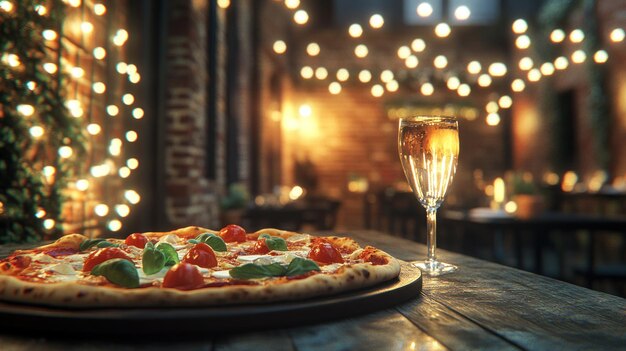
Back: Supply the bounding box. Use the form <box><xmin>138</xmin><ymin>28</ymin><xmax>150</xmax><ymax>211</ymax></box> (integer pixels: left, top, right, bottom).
<box><xmin>1</xmin><ymin>230</ymin><xmax>625</xmax><ymax>350</ymax></box>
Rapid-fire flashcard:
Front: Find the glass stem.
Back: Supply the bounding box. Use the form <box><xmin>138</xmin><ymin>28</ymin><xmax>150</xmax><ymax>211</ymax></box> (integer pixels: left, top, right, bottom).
<box><xmin>426</xmin><ymin>207</ymin><xmax>437</xmax><ymax>263</ymax></box>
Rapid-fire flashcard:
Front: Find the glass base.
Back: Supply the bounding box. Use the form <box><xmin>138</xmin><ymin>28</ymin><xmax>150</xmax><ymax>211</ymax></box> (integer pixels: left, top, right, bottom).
<box><xmin>411</xmin><ymin>259</ymin><xmax>457</xmax><ymax>276</ymax></box>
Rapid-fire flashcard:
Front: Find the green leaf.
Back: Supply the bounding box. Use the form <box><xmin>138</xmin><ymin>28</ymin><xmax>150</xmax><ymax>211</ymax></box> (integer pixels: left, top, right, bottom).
<box><xmin>91</xmin><ymin>258</ymin><xmax>139</xmax><ymax>288</ymax></box>
<box><xmin>259</xmin><ymin>233</ymin><xmax>271</xmax><ymax>239</ymax></box>
<box><xmin>79</xmin><ymin>239</ymin><xmax>106</xmax><ymax>251</ymax></box>
<box><xmin>96</xmin><ymin>241</ymin><xmax>119</xmax><ymax>248</ymax></box>
<box><xmin>195</xmin><ymin>233</ymin><xmax>227</xmax><ymax>252</ymax></box>
<box><xmin>188</xmin><ymin>239</ymin><xmax>199</xmax><ymax>244</ymax></box>
<box><xmin>229</xmin><ymin>263</ymin><xmax>287</xmax><ymax>280</ymax></box>
<box><xmin>142</xmin><ymin>242</ymin><xmax>166</xmax><ymax>275</ymax></box>
<box><xmin>285</xmin><ymin>258</ymin><xmax>321</xmax><ymax>277</ymax></box>
<box><xmin>265</xmin><ymin>236</ymin><xmax>287</xmax><ymax>251</ymax></box>
<box><xmin>156</xmin><ymin>242</ymin><xmax>179</xmax><ymax>266</ymax></box>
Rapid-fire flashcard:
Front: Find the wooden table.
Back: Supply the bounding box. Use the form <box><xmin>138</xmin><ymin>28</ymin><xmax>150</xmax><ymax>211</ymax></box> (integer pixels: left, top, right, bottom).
<box><xmin>1</xmin><ymin>230</ymin><xmax>625</xmax><ymax>350</ymax></box>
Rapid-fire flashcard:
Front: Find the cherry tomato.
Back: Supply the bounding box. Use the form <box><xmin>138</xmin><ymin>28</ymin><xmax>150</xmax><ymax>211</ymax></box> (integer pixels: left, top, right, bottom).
<box><xmin>162</xmin><ymin>263</ymin><xmax>205</xmax><ymax>290</ymax></box>
<box><xmin>83</xmin><ymin>248</ymin><xmax>133</xmax><ymax>272</ymax></box>
<box><xmin>219</xmin><ymin>224</ymin><xmax>246</xmax><ymax>243</ymax></box>
<box><xmin>308</xmin><ymin>242</ymin><xmax>344</xmax><ymax>264</ymax></box>
<box><xmin>125</xmin><ymin>233</ymin><xmax>148</xmax><ymax>248</ymax></box>
<box><xmin>182</xmin><ymin>243</ymin><xmax>217</xmax><ymax>268</ymax></box>
<box><xmin>250</xmin><ymin>239</ymin><xmax>269</xmax><ymax>254</ymax></box>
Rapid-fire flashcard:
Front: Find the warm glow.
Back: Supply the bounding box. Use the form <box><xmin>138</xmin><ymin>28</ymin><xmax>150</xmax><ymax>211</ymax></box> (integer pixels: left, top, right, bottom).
<box><xmin>217</xmin><ymin>0</ymin><xmax>230</xmax><ymax>9</ymax></box>
<box><xmin>76</xmin><ymin>179</ymin><xmax>89</xmax><ymax>191</ymax></box>
<box><xmin>42</xmin><ymin>29</ymin><xmax>57</xmax><ymax>41</ymax></box>
<box><xmin>467</xmin><ymin>61</ymin><xmax>481</xmax><ymax>74</ymax></box>
<box><xmin>485</xmin><ymin>101</ymin><xmax>498</xmax><ymax>114</ymax></box>
<box><xmin>43</xmin><ymin>63</ymin><xmax>57</xmax><ymax>74</ymax></box>
<box><xmin>494</xmin><ymin>178</ymin><xmax>505</xmax><ymax>203</ymax></box>
<box><xmin>554</xmin><ymin>56</ymin><xmax>569</xmax><ymax>70</ymax></box>
<box><xmin>486</xmin><ymin>113</ymin><xmax>500</xmax><ymax>126</ymax></box>
<box><xmin>124</xmin><ymin>190</ymin><xmax>141</xmax><ymax>204</ymax></box>
<box><xmin>515</xmin><ymin>35</ymin><xmax>531</xmax><ymax>49</ymax></box>
<box><xmin>132</xmin><ymin>107</ymin><xmax>144</xmax><ymax>119</ymax></box>
<box><xmin>358</xmin><ymin>70</ymin><xmax>372</xmax><ymax>83</ymax></box>
<box><xmin>122</xmin><ymin>93</ymin><xmax>134</xmax><ymax>105</ymax></box>
<box><xmin>119</xmin><ymin>167</ymin><xmax>131</xmax><ymax>178</ymax></box>
<box><xmin>108</xmin><ymin>220</ymin><xmax>122</xmax><ymax>232</ymax></box>
<box><xmin>504</xmin><ymin>201</ymin><xmax>517</xmax><ymax>214</ymax></box>
<box><xmin>81</xmin><ymin>21</ymin><xmax>94</xmax><ymax>33</ymax></box>
<box><xmin>299</xmin><ymin>104</ymin><xmax>312</xmax><ymax>117</ymax></box>
<box><xmin>336</xmin><ymin>68</ymin><xmax>349</xmax><ymax>81</ymax></box>
<box><xmin>569</xmin><ymin>29</ymin><xmax>584</xmax><ymax>43</ymax></box>
<box><xmin>369</xmin><ymin>14</ymin><xmax>384</xmax><ymax>29</ymax></box>
<box><xmin>512</xmin><ymin>19</ymin><xmax>527</xmax><ymax>34</ymax></box>
<box><xmin>477</xmin><ymin>74</ymin><xmax>492</xmax><ymax>87</ymax></box>
<box><xmin>348</xmin><ymin>24</ymin><xmax>363</xmax><ymax>38</ymax></box>
<box><xmin>498</xmin><ymin>95</ymin><xmax>513</xmax><ymax>109</ymax></box>
<box><xmin>397</xmin><ymin>46</ymin><xmax>411</xmax><ymax>59</ymax></box>
<box><xmin>447</xmin><ymin>76</ymin><xmax>460</xmax><ymax>90</ymax></box>
<box><xmin>42</xmin><ymin>166</ymin><xmax>56</xmax><ymax>178</ymax></box>
<box><xmin>454</xmin><ymin>6</ymin><xmax>470</xmax><ymax>21</ymax></box>
<box><xmin>87</xmin><ymin>123</ymin><xmax>101</xmax><ymax>135</ymax></box>
<box><xmin>0</xmin><ymin>1</ymin><xmax>14</xmax><ymax>12</ymax></box>
<box><xmin>284</xmin><ymin>0</ymin><xmax>299</xmax><ymax>9</ymax></box>
<box><xmin>126</xmin><ymin>130</ymin><xmax>138</xmax><ymax>142</ymax></box>
<box><xmin>571</xmin><ymin>50</ymin><xmax>586</xmax><ymax>63</ymax></box>
<box><xmin>550</xmin><ymin>29</ymin><xmax>565</xmax><ymax>43</ymax></box>
<box><xmin>113</xmin><ymin>29</ymin><xmax>129</xmax><ymax>46</ymax></box>
<box><xmin>435</xmin><ymin>23</ymin><xmax>451</xmax><ymax>38</ymax></box>
<box><xmin>58</xmin><ymin>146</ymin><xmax>73</xmax><ymax>158</ymax></box>
<box><xmin>420</xmin><ymin>82</ymin><xmax>434</xmax><ymax>96</ymax></box>
<box><xmin>511</xmin><ymin>79</ymin><xmax>525</xmax><ymax>92</ymax></box>
<box><xmin>386</xmin><ymin>80</ymin><xmax>399</xmax><ymax>92</ymax></box>
<box><xmin>409</xmin><ymin>39</ymin><xmax>425</xmax><ymax>54</ymax></box>
<box><xmin>127</xmin><ymin>158</ymin><xmax>139</xmax><ymax>170</ymax></box>
<box><xmin>371</xmin><ymin>84</ymin><xmax>384</xmax><ymax>97</ymax></box>
<box><xmin>17</xmin><ymin>104</ymin><xmax>35</xmax><ymax>116</ymax></box>
<box><xmin>29</xmin><ymin>126</ymin><xmax>44</xmax><ymax>138</ymax></box>
<box><xmin>300</xmin><ymin>66</ymin><xmax>314</xmax><ymax>79</ymax></box>
<box><xmin>116</xmin><ymin>62</ymin><xmax>128</xmax><ymax>74</ymax></box>
<box><xmin>315</xmin><ymin>67</ymin><xmax>328</xmax><ymax>80</ymax></box>
<box><xmin>289</xmin><ymin>186</ymin><xmax>304</xmax><ymax>200</ymax></box>
<box><xmin>67</xmin><ymin>0</ymin><xmax>81</xmax><ymax>7</ymax></box>
<box><xmin>35</xmin><ymin>4</ymin><xmax>46</xmax><ymax>15</ymax></box>
<box><xmin>610</xmin><ymin>28</ymin><xmax>625</xmax><ymax>42</ymax></box>
<box><xmin>519</xmin><ymin>57</ymin><xmax>533</xmax><ymax>70</ymax></box>
<box><xmin>457</xmin><ymin>84</ymin><xmax>471</xmax><ymax>97</ymax></box>
<box><xmin>405</xmin><ymin>55</ymin><xmax>418</xmax><ymax>68</ymax></box>
<box><xmin>594</xmin><ymin>50</ymin><xmax>608</xmax><ymax>63</ymax></box>
<box><xmin>129</xmin><ymin>73</ymin><xmax>141</xmax><ymax>83</ymax></box>
<box><xmin>95</xmin><ymin>204</ymin><xmax>109</xmax><ymax>217</ymax></box>
<box><xmin>116</xmin><ymin>204</ymin><xmax>131</xmax><ymax>217</ymax></box>
<box><xmin>93</xmin><ymin>82</ymin><xmax>106</xmax><ymax>94</ymax></box>
<box><xmin>416</xmin><ymin>2</ymin><xmax>433</xmax><ymax>17</ymax></box>
<box><xmin>380</xmin><ymin>70</ymin><xmax>394</xmax><ymax>83</ymax></box>
<box><xmin>93</xmin><ymin>47</ymin><xmax>106</xmax><ymax>60</ymax></box>
<box><xmin>306</xmin><ymin>42</ymin><xmax>320</xmax><ymax>56</ymax></box>
<box><xmin>273</xmin><ymin>40</ymin><xmax>287</xmax><ymax>54</ymax></box>
<box><xmin>540</xmin><ymin>62</ymin><xmax>555</xmax><ymax>75</ymax></box>
<box><xmin>562</xmin><ymin>171</ymin><xmax>578</xmax><ymax>192</ymax></box>
<box><xmin>354</xmin><ymin>44</ymin><xmax>368</xmax><ymax>58</ymax></box>
<box><xmin>488</xmin><ymin>62</ymin><xmax>507</xmax><ymax>76</ymax></box>
<box><xmin>433</xmin><ymin>55</ymin><xmax>448</xmax><ymax>69</ymax></box>
<box><xmin>293</xmin><ymin>10</ymin><xmax>308</xmax><ymax>25</ymax></box>
<box><xmin>527</xmin><ymin>68</ymin><xmax>541</xmax><ymax>82</ymax></box>
<box><xmin>328</xmin><ymin>82</ymin><xmax>342</xmax><ymax>95</ymax></box>
<box><xmin>43</xmin><ymin>219</ymin><xmax>55</xmax><ymax>230</ymax></box>
<box><xmin>107</xmin><ymin>105</ymin><xmax>119</xmax><ymax>116</ymax></box>
<box><xmin>94</xmin><ymin>3</ymin><xmax>106</xmax><ymax>15</ymax></box>
<box><xmin>70</xmin><ymin>67</ymin><xmax>85</xmax><ymax>78</ymax></box>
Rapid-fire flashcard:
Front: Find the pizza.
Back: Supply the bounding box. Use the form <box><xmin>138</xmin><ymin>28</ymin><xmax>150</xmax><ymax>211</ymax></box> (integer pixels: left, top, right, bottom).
<box><xmin>0</xmin><ymin>225</ymin><xmax>401</xmax><ymax>308</ymax></box>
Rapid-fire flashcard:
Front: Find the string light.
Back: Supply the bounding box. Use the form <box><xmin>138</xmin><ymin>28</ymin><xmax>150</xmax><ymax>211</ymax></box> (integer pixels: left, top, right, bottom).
<box><xmin>486</xmin><ymin>101</ymin><xmax>499</xmax><ymax>113</ymax></box>
<box><xmin>116</xmin><ymin>62</ymin><xmax>128</xmax><ymax>74</ymax></box>
<box><xmin>386</xmin><ymin>80</ymin><xmax>399</xmax><ymax>92</ymax></box>
<box><xmin>411</xmin><ymin>38</ymin><xmax>426</xmax><ymax>52</ymax></box>
<box><xmin>95</xmin><ymin>204</ymin><xmax>109</xmax><ymax>217</ymax></box>
<box><xmin>113</xmin><ymin>29</ymin><xmax>129</xmax><ymax>46</ymax></box>
<box><xmin>519</xmin><ymin>57</ymin><xmax>533</xmax><ymax>70</ymax></box>
<box><xmin>29</xmin><ymin>126</ymin><xmax>44</xmax><ymax>138</ymax></box>
<box><xmin>298</xmin><ymin>105</ymin><xmax>311</xmax><ymax>118</ymax></box>
<box><xmin>486</xmin><ymin>113</ymin><xmax>500</xmax><ymax>126</ymax></box>
<box><xmin>217</xmin><ymin>0</ymin><xmax>230</xmax><ymax>9</ymax></box>
<box><xmin>0</xmin><ymin>1</ymin><xmax>14</xmax><ymax>12</ymax></box>
<box><xmin>457</xmin><ymin>84</ymin><xmax>471</xmax><ymax>97</ymax></box>
<box><xmin>358</xmin><ymin>70</ymin><xmax>372</xmax><ymax>83</ymax></box>
<box><xmin>420</xmin><ymin>83</ymin><xmax>434</xmax><ymax>96</ymax></box>
<box><xmin>35</xmin><ymin>4</ymin><xmax>46</xmax><ymax>15</ymax></box>
<box><xmin>371</xmin><ymin>84</ymin><xmax>384</xmax><ymax>97</ymax></box>
<box><xmin>122</xmin><ymin>93</ymin><xmax>134</xmax><ymax>105</ymax></box>
<box><xmin>447</xmin><ymin>77</ymin><xmax>460</xmax><ymax>90</ymax></box>
<box><xmin>488</xmin><ymin>62</ymin><xmax>507</xmax><ymax>77</ymax></box>
<box><xmin>554</xmin><ymin>56</ymin><xmax>569</xmax><ymax>70</ymax></box>
<box><xmin>477</xmin><ymin>74</ymin><xmax>492</xmax><ymax>87</ymax></box>
<box><xmin>610</xmin><ymin>28</ymin><xmax>624</xmax><ymax>42</ymax></box>
<box><xmin>315</xmin><ymin>67</ymin><xmax>328</xmax><ymax>80</ymax></box>
<box><xmin>328</xmin><ymin>82</ymin><xmax>342</xmax><ymax>95</ymax></box>
<box><xmin>499</xmin><ymin>96</ymin><xmax>513</xmax><ymax>108</ymax></box>
<box><xmin>550</xmin><ymin>29</ymin><xmax>565</xmax><ymax>43</ymax></box>
<box><xmin>454</xmin><ymin>6</ymin><xmax>471</xmax><ymax>21</ymax></box>
<box><xmin>108</xmin><ymin>220</ymin><xmax>122</xmax><ymax>232</ymax></box>
<box><xmin>17</xmin><ymin>104</ymin><xmax>35</xmax><ymax>116</ymax></box>
<box><xmin>107</xmin><ymin>105</ymin><xmax>120</xmax><ymax>116</ymax></box>
<box><xmin>540</xmin><ymin>62</ymin><xmax>555</xmax><ymax>75</ymax></box>
<box><xmin>369</xmin><ymin>14</ymin><xmax>384</xmax><ymax>29</ymax></box>
<box><xmin>116</xmin><ymin>204</ymin><xmax>130</xmax><ymax>217</ymax></box>
<box><xmin>433</xmin><ymin>55</ymin><xmax>448</xmax><ymax>69</ymax></box>
<box><xmin>306</xmin><ymin>42</ymin><xmax>320</xmax><ymax>56</ymax></box>
<box><xmin>93</xmin><ymin>82</ymin><xmax>106</xmax><ymax>94</ymax></box>
<box><xmin>336</xmin><ymin>68</ymin><xmax>349</xmax><ymax>81</ymax></box>
<box><xmin>467</xmin><ymin>61</ymin><xmax>481</xmax><ymax>74</ymax></box>
<box><xmin>87</xmin><ymin>123</ymin><xmax>102</xmax><ymax>135</ymax></box>
<box><xmin>93</xmin><ymin>47</ymin><xmax>106</xmax><ymax>60</ymax></box>
<box><xmin>119</xmin><ymin>167</ymin><xmax>131</xmax><ymax>178</ymax></box>
<box><xmin>348</xmin><ymin>24</ymin><xmax>363</xmax><ymax>38</ymax></box>
<box><xmin>43</xmin><ymin>219</ymin><xmax>56</xmax><ymax>230</ymax></box>
<box><xmin>300</xmin><ymin>66</ymin><xmax>314</xmax><ymax>79</ymax></box>
<box><xmin>416</xmin><ymin>2</ymin><xmax>433</xmax><ymax>17</ymax></box>
<box><xmin>435</xmin><ymin>23</ymin><xmax>451</xmax><ymax>38</ymax></box>
<box><xmin>397</xmin><ymin>46</ymin><xmax>411</xmax><ymax>59</ymax></box>
<box><xmin>511</xmin><ymin>79</ymin><xmax>526</xmax><ymax>92</ymax></box>
<box><xmin>124</xmin><ymin>190</ymin><xmax>141</xmax><ymax>204</ymax></box>
<box><xmin>405</xmin><ymin>55</ymin><xmax>418</xmax><ymax>68</ymax></box>
<box><xmin>81</xmin><ymin>21</ymin><xmax>94</xmax><ymax>33</ymax></box>
<box><xmin>571</xmin><ymin>50</ymin><xmax>586</xmax><ymax>63</ymax></box>
<box><xmin>93</xmin><ymin>3</ymin><xmax>106</xmax><ymax>15</ymax></box>
<box><xmin>273</xmin><ymin>40</ymin><xmax>287</xmax><ymax>54</ymax></box>
<box><xmin>70</xmin><ymin>67</ymin><xmax>85</xmax><ymax>78</ymax></box>
<box><xmin>515</xmin><ymin>35</ymin><xmax>531</xmax><ymax>49</ymax></box>
<box><xmin>380</xmin><ymin>70</ymin><xmax>394</xmax><ymax>83</ymax></box>
<box><xmin>354</xmin><ymin>44</ymin><xmax>368</xmax><ymax>58</ymax></box>
<box><xmin>293</xmin><ymin>10</ymin><xmax>308</xmax><ymax>25</ymax></box>
<box><xmin>512</xmin><ymin>19</ymin><xmax>527</xmax><ymax>34</ymax></box>
<box><xmin>527</xmin><ymin>68</ymin><xmax>541</xmax><ymax>82</ymax></box>
<box><xmin>569</xmin><ymin>29</ymin><xmax>584</xmax><ymax>43</ymax></box>
<box><xmin>58</xmin><ymin>146</ymin><xmax>73</xmax><ymax>159</ymax></box>
<box><xmin>594</xmin><ymin>50</ymin><xmax>608</xmax><ymax>63</ymax></box>
<box><xmin>67</xmin><ymin>0</ymin><xmax>81</xmax><ymax>7</ymax></box>
<box><xmin>42</xmin><ymin>30</ymin><xmax>57</xmax><ymax>41</ymax></box>
<box><xmin>126</xmin><ymin>131</ymin><xmax>138</xmax><ymax>142</ymax></box>
<box><xmin>132</xmin><ymin>108</ymin><xmax>144</xmax><ymax>119</ymax></box>
<box><xmin>76</xmin><ymin>179</ymin><xmax>89</xmax><ymax>191</ymax></box>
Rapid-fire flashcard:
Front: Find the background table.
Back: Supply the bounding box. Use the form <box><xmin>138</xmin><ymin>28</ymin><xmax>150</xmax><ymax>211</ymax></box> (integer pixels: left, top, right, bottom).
<box><xmin>1</xmin><ymin>230</ymin><xmax>625</xmax><ymax>350</ymax></box>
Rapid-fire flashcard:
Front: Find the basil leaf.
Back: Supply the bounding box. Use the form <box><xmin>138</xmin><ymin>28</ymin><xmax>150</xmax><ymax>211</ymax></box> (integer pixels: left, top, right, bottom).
<box><xmin>195</xmin><ymin>233</ymin><xmax>227</xmax><ymax>252</ymax></box>
<box><xmin>285</xmin><ymin>258</ymin><xmax>320</xmax><ymax>277</ymax></box>
<box><xmin>229</xmin><ymin>263</ymin><xmax>286</xmax><ymax>280</ymax></box>
<box><xmin>259</xmin><ymin>233</ymin><xmax>271</xmax><ymax>239</ymax></box>
<box><xmin>156</xmin><ymin>242</ymin><xmax>179</xmax><ymax>266</ymax></box>
<box><xmin>96</xmin><ymin>241</ymin><xmax>118</xmax><ymax>248</ymax></box>
<box><xmin>79</xmin><ymin>238</ymin><xmax>105</xmax><ymax>251</ymax></box>
<box><xmin>142</xmin><ymin>243</ymin><xmax>166</xmax><ymax>275</ymax></box>
<box><xmin>91</xmin><ymin>258</ymin><xmax>139</xmax><ymax>288</ymax></box>
<box><xmin>265</xmin><ymin>236</ymin><xmax>287</xmax><ymax>251</ymax></box>
<box><xmin>188</xmin><ymin>239</ymin><xmax>199</xmax><ymax>244</ymax></box>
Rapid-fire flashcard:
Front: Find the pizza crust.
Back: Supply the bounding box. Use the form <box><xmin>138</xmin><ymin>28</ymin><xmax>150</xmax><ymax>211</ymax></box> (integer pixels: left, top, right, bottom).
<box><xmin>0</xmin><ymin>228</ymin><xmax>401</xmax><ymax>308</ymax></box>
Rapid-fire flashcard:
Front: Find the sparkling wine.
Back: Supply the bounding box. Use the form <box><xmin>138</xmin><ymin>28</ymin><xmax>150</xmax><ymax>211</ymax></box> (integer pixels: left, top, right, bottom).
<box><xmin>399</xmin><ymin>118</ymin><xmax>459</xmax><ymax>210</ymax></box>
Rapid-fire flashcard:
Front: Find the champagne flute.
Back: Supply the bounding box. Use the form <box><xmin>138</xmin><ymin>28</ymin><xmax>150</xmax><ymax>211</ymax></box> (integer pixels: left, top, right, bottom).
<box><xmin>398</xmin><ymin>115</ymin><xmax>459</xmax><ymax>276</ymax></box>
